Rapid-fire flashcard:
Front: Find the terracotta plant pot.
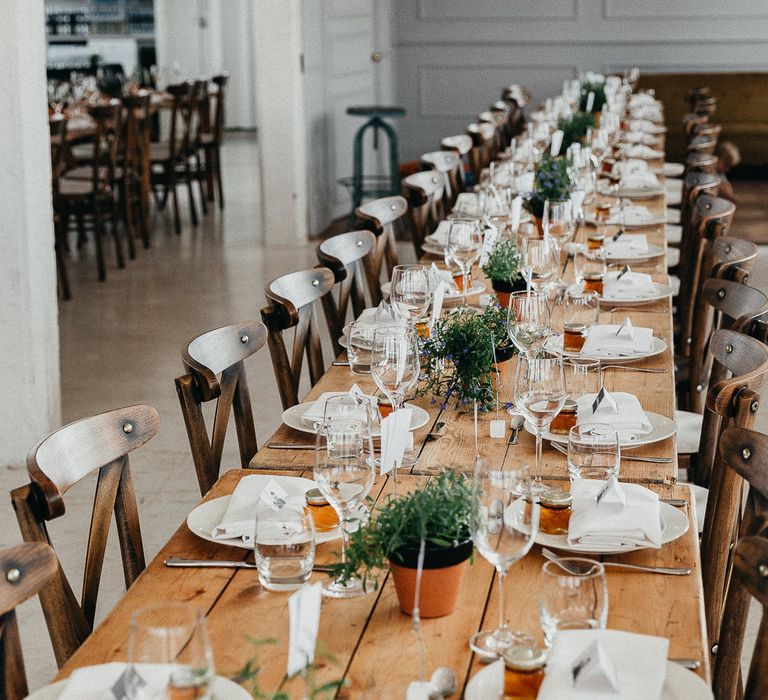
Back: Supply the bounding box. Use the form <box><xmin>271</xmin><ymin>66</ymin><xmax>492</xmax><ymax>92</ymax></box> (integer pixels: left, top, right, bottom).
<box><xmin>492</xmin><ymin>278</ymin><xmax>527</xmax><ymax>309</ymax></box>
<box><xmin>388</xmin><ymin>540</ymin><xmax>473</xmax><ymax>618</ymax></box>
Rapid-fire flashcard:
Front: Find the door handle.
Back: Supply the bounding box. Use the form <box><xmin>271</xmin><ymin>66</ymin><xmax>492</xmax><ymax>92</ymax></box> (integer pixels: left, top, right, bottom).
<box><xmin>371</xmin><ymin>51</ymin><xmax>382</xmax><ymax>63</ymax></box>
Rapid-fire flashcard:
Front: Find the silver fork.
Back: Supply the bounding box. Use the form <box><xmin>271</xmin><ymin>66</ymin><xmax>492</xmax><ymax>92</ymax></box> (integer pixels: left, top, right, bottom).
<box><xmin>601</xmin><ymin>306</ymin><xmax>668</xmax><ymax>314</ymax></box>
<box><xmin>600</xmin><ymin>365</ymin><xmax>668</xmax><ymax>374</ymax></box>
<box><xmin>549</xmin><ymin>440</ymin><xmax>672</xmax><ymax>463</ymax></box>
<box><xmin>541</xmin><ymin>548</ymin><xmax>691</xmax><ymax>576</ymax></box>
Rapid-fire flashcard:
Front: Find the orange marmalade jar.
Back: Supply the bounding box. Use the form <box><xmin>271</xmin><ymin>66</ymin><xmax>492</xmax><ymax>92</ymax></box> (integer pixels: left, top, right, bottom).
<box><xmin>538</xmin><ymin>488</ymin><xmax>572</xmax><ymax>535</ymax></box>
<box><xmin>583</xmin><ymin>273</ymin><xmax>604</xmax><ymax>296</ymax></box>
<box><xmin>503</xmin><ymin>646</ymin><xmax>547</xmax><ymax>699</ymax></box>
<box><xmin>305</xmin><ymin>488</ymin><xmax>340</xmax><ymax>532</ymax></box>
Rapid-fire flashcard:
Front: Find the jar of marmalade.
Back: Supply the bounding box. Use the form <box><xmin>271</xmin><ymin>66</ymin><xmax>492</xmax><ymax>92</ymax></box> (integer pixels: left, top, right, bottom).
<box><xmin>503</xmin><ymin>646</ymin><xmax>547</xmax><ymax>699</ymax></box>
<box><xmin>452</xmin><ymin>268</ymin><xmax>474</xmax><ymax>292</ymax></box>
<box><xmin>594</xmin><ymin>203</ymin><xmax>612</xmax><ymax>223</ymax></box>
<box><xmin>305</xmin><ymin>488</ymin><xmax>340</xmax><ymax>532</ymax></box>
<box><xmin>539</xmin><ymin>487</ymin><xmax>572</xmax><ymax>535</ymax></box>
<box><xmin>377</xmin><ymin>394</ymin><xmax>394</xmax><ymax>419</ymax></box>
<box><xmin>415</xmin><ymin>320</ymin><xmax>431</xmax><ymax>339</ymax></box>
<box><xmin>587</xmin><ymin>232</ymin><xmax>605</xmax><ymax>250</ymax></box>
<box><xmin>550</xmin><ymin>398</ymin><xmax>577</xmax><ymax>435</ymax></box>
<box><xmin>583</xmin><ymin>273</ymin><xmax>604</xmax><ymax>296</ymax></box>
<box><xmin>563</xmin><ymin>323</ymin><xmax>587</xmax><ymax>353</ymax></box>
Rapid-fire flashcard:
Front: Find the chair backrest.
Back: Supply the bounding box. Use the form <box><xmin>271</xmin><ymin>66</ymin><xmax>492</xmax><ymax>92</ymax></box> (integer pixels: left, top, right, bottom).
<box><xmin>317</xmin><ymin>230</ymin><xmax>377</xmax><ymax>353</ymax></box>
<box><xmin>88</xmin><ymin>100</ymin><xmax>122</xmax><ymax>189</ymax></box>
<box><xmin>698</xmin><ymin>332</ymin><xmax>768</xmax><ymax>652</ymax></box>
<box><xmin>210</xmin><ymin>73</ymin><xmax>229</xmax><ymax>143</ymax></box>
<box><xmin>355</xmin><ymin>195</ymin><xmax>407</xmax><ymax>304</ymax></box>
<box><xmin>0</xmin><ymin>542</ymin><xmax>58</xmax><ymax>700</ymax></box>
<box><xmin>9</xmin><ymin>404</ymin><xmax>159</xmax><ymax>667</ymax></box>
<box><xmin>477</xmin><ymin>109</ymin><xmax>508</xmax><ymax>152</ymax></box>
<box><xmin>420</xmin><ymin>150</ymin><xmax>462</xmax><ymax>208</ymax></box>
<box><xmin>439</xmin><ymin>135</ymin><xmax>472</xmax><ymax>189</ymax></box>
<box><xmin>685</xmin><ymin>150</ymin><xmax>718</xmax><ymax>175</ymax></box>
<box><xmin>175</xmin><ymin>321</ymin><xmax>267</xmax><ymax>495</ymax></box>
<box><xmin>714</xmin><ymin>532</ymin><xmax>768</xmax><ymax>699</ymax></box>
<box><xmin>49</xmin><ymin>114</ymin><xmax>67</xmax><ymax>194</ymax></box>
<box><xmin>166</xmin><ymin>81</ymin><xmax>194</xmax><ymax>159</ymax></box>
<box><xmin>120</xmin><ymin>90</ymin><xmax>151</xmax><ymax>180</ymax></box>
<box><xmin>261</xmin><ymin>267</ymin><xmax>337</xmax><ymax>409</ymax></box>
<box><xmin>687</xmin><ymin>133</ymin><xmax>718</xmax><ymax>155</ymax></box>
<box><xmin>403</xmin><ymin>170</ymin><xmax>446</xmax><ymax>259</ymax></box>
<box><xmin>190</xmin><ymin>79</ymin><xmax>209</xmax><ymax>145</ymax></box>
<box><xmin>466</xmin><ymin>122</ymin><xmax>497</xmax><ymax>181</ymax></box>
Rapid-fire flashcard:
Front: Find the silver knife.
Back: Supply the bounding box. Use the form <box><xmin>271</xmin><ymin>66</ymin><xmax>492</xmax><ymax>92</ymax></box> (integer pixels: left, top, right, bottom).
<box><xmin>165</xmin><ymin>556</ymin><xmax>334</xmax><ymax>572</ymax></box>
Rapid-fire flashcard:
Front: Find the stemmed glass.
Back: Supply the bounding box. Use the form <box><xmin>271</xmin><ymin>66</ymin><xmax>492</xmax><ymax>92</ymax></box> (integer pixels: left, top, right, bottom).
<box><xmin>370</xmin><ymin>325</ymin><xmax>420</xmax><ymax>476</ymax></box>
<box><xmin>519</xmin><ymin>236</ymin><xmax>557</xmax><ymax>293</ymax></box>
<box><xmin>543</xmin><ymin>199</ymin><xmax>575</xmax><ymax>292</ymax></box>
<box><xmin>314</xmin><ymin>396</ymin><xmax>376</xmax><ymax>598</ymax></box>
<box><xmin>445</xmin><ymin>218</ymin><xmax>482</xmax><ymax>305</ymax></box>
<box><xmin>390</xmin><ymin>264</ymin><xmax>431</xmax><ymax>328</ymax></box>
<box><xmin>514</xmin><ymin>355</ymin><xmax>567</xmax><ymax>494</ymax></box>
<box><xmin>470</xmin><ymin>456</ymin><xmax>539</xmax><ymax>658</ymax></box>
<box><xmin>127</xmin><ymin>603</ymin><xmax>214</xmax><ymax>698</ymax></box>
<box><xmin>506</xmin><ymin>291</ymin><xmax>552</xmax><ymax>357</ymax></box>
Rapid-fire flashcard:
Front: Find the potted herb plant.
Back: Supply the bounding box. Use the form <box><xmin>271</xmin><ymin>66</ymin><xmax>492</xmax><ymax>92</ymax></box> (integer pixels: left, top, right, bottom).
<box><xmin>418</xmin><ymin>303</ymin><xmax>515</xmax><ymax>413</ymax></box>
<box><xmin>557</xmin><ymin>111</ymin><xmax>597</xmax><ymax>154</ymax></box>
<box><xmin>330</xmin><ymin>471</ymin><xmax>473</xmax><ymax>618</ymax></box>
<box><xmin>523</xmin><ymin>154</ymin><xmax>573</xmax><ymax>236</ymax></box>
<box><xmin>482</xmin><ymin>237</ymin><xmax>526</xmax><ymax>308</ymax></box>
<box><xmin>579</xmin><ymin>80</ymin><xmax>607</xmax><ymax>115</ymax></box>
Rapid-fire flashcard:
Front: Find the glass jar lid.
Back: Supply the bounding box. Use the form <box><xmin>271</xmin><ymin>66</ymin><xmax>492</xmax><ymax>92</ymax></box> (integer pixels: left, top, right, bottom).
<box><xmin>588</xmin><ymin>232</ymin><xmax>605</xmax><ymax>241</ymax></box>
<box><xmin>560</xmin><ymin>398</ymin><xmax>578</xmax><ymax>413</ymax></box>
<box><xmin>305</xmin><ymin>488</ymin><xmax>329</xmax><ymax>506</ymax></box>
<box><xmin>563</xmin><ymin>322</ymin><xmax>587</xmax><ymax>333</ymax></box>
<box><xmin>502</xmin><ymin>645</ymin><xmax>548</xmax><ymax>672</ymax></box>
<box><xmin>540</xmin><ymin>487</ymin><xmax>572</xmax><ymax>509</ymax></box>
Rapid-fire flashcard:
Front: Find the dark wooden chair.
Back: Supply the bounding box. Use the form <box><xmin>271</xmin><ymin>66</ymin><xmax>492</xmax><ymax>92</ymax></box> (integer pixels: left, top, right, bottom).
<box><xmin>316</xmin><ymin>230</ymin><xmax>377</xmax><ymax>354</ymax></box>
<box><xmin>120</xmin><ymin>90</ymin><xmax>152</xmax><ymax>252</ymax></box>
<box><xmin>9</xmin><ymin>404</ymin><xmax>159</xmax><ymax>667</ymax></box>
<box><xmin>440</xmin><ymin>135</ymin><xmax>472</xmax><ymax>190</ymax></box>
<box><xmin>698</xmin><ymin>333</ymin><xmax>768</xmax><ymax>654</ymax></box>
<box><xmin>199</xmin><ymin>73</ymin><xmax>228</xmax><ymax>208</ymax></box>
<box><xmin>420</xmin><ymin>150</ymin><xmax>462</xmax><ymax>209</ymax></box>
<box><xmin>477</xmin><ymin>109</ymin><xmax>508</xmax><ymax>153</ymax></box>
<box><xmin>355</xmin><ymin>195</ymin><xmax>407</xmax><ymax>305</ymax></box>
<box><xmin>176</xmin><ymin>321</ymin><xmax>267</xmax><ymax>496</ymax></box>
<box><xmin>714</xmin><ymin>533</ymin><xmax>768</xmax><ymax>699</ymax></box>
<box><xmin>466</xmin><ymin>122</ymin><xmax>497</xmax><ymax>182</ymax></box>
<box><xmin>403</xmin><ymin>170</ymin><xmax>445</xmax><ymax>259</ymax></box>
<box><xmin>261</xmin><ymin>267</ymin><xmax>338</xmax><ymax>409</ymax></box>
<box><xmin>0</xmin><ymin>542</ymin><xmax>58</xmax><ymax>700</ymax></box>
<box><xmin>49</xmin><ymin>114</ymin><xmax>71</xmax><ymax>300</ymax></box>
<box><xmin>685</xmin><ymin>150</ymin><xmax>718</xmax><ymax>176</ymax></box>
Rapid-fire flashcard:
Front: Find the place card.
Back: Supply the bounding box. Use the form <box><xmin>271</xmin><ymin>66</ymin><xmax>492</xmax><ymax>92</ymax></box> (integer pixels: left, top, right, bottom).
<box><xmin>571</xmin><ymin>640</ymin><xmax>620</xmax><ymax>693</ymax></box>
<box><xmin>550</xmin><ymin>129</ymin><xmax>564</xmax><ymax>157</ymax></box>
<box><xmin>591</xmin><ymin>387</ymin><xmax>618</xmax><ymax>415</ymax></box>
<box><xmin>510</xmin><ymin>195</ymin><xmax>523</xmax><ymax>231</ymax></box>
<box><xmin>260</xmin><ymin>478</ymin><xmax>289</xmax><ymax>512</ymax></box>
<box><xmin>616</xmin><ymin>264</ymin><xmax>630</xmax><ymax>280</ymax></box>
<box><xmin>479</xmin><ymin>224</ymin><xmax>499</xmax><ymax>266</ymax></box>
<box><xmin>380</xmin><ymin>408</ymin><xmax>412</xmax><ymax>475</ymax></box>
<box><xmin>615</xmin><ymin>317</ymin><xmax>634</xmax><ymax>339</ymax></box>
<box><xmin>490</xmin><ymin>419</ymin><xmax>506</xmax><ymax>438</ymax></box>
<box><xmin>585</xmin><ymin>91</ymin><xmax>595</xmax><ymax>113</ymax></box>
<box><xmin>110</xmin><ymin>665</ymin><xmax>146</xmax><ymax>700</ymax></box>
<box><xmin>287</xmin><ymin>581</ymin><xmax>322</xmax><ymax>678</ymax></box>
<box><xmin>430</xmin><ymin>277</ymin><xmax>445</xmax><ymax>331</ymax></box>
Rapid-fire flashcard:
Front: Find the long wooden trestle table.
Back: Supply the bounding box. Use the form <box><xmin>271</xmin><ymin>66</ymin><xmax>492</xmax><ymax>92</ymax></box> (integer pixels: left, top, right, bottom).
<box><xmin>55</xmin><ymin>137</ymin><xmax>709</xmax><ymax>697</ymax></box>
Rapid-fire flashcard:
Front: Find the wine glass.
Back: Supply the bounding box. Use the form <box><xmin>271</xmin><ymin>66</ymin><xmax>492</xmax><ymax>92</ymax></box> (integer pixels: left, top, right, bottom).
<box><xmin>514</xmin><ymin>355</ymin><xmax>567</xmax><ymax>494</ymax></box>
<box><xmin>543</xmin><ymin>200</ymin><xmax>574</xmax><ymax>292</ymax></box>
<box><xmin>445</xmin><ymin>218</ymin><xmax>482</xmax><ymax>304</ymax></box>
<box><xmin>314</xmin><ymin>399</ymin><xmax>376</xmax><ymax>598</ymax></box>
<box><xmin>519</xmin><ymin>236</ymin><xmax>557</xmax><ymax>293</ymax></box>
<box><xmin>390</xmin><ymin>264</ymin><xmax>431</xmax><ymax>327</ymax></box>
<box><xmin>470</xmin><ymin>456</ymin><xmax>539</xmax><ymax>658</ymax></box>
<box><xmin>506</xmin><ymin>291</ymin><xmax>552</xmax><ymax>357</ymax></box>
<box><xmin>370</xmin><ymin>326</ymin><xmax>420</xmax><ymax>478</ymax></box>
<box><xmin>127</xmin><ymin>603</ymin><xmax>214</xmax><ymax>698</ymax></box>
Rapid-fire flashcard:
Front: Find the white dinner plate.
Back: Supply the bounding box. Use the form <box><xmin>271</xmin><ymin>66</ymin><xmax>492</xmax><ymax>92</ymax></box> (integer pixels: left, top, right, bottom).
<box><xmin>27</xmin><ymin>668</ymin><xmax>252</xmax><ymax>700</ymax></box>
<box><xmin>534</xmin><ymin>501</ymin><xmax>689</xmax><ymax>554</ymax></box>
<box><xmin>605</xmin><ymin>244</ymin><xmax>666</xmax><ymax>263</ymax></box>
<box><xmin>281</xmin><ymin>400</ymin><xmax>430</xmax><ymax>435</ymax></box>
<box><xmin>543</xmin><ymin>333</ymin><xmax>667</xmax><ymax>363</ymax></box>
<box><xmin>616</xmin><ymin>185</ymin><xmax>665</xmax><ymax>199</ymax></box>
<box><xmin>600</xmin><ymin>282</ymin><xmax>674</xmax><ymax>305</ymax></box>
<box><xmin>625</xmin><ymin>147</ymin><xmax>665</xmax><ymax>161</ymax></box>
<box><xmin>465</xmin><ymin>659</ymin><xmax>711</xmax><ymax>700</ymax></box>
<box><xmin>421</xmin><ymin>241</ymin><xmax>447</xmax><ymax>256</ymax></box>
<box><xmin>525</xmin><ymin>410</ymin><xmax>677</xmax><ymax>448</ymax></box>
<box><xmin>585</xmin><ymin>213</ymin><xmax>667</xmax><ymax>228</ymax></box>
<box><xmin>186</xmin><ymin>474</ymin><xmax>348</xmax><ymax>549</ymax></box>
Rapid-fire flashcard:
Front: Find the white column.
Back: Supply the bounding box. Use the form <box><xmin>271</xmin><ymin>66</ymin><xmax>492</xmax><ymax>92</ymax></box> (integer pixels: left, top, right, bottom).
<box><xmin>253</xmin><ymin>0</ymin><xmax>309</xmax><ymax>244</ymax></box>
<box><xmin>0</xmin><ymin>0</ymin><xmax>61</xmax><ymax>466</ymax></box>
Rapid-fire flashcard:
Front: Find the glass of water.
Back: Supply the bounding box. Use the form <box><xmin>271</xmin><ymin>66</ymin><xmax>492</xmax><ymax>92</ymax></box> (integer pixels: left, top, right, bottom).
<box><xmin>567</xmin><ymin>424</ymin><xmax>620</xmax><ymax>480</ymax></box>
<box><xmin>253</xmin><ymin>501</ymin><xmax>315</xmax><ymax>591</ymax></box>
<box><xmin>347</xmin><ymin>322</ymin><xmax>375</xmax><ymax>375</ymax></box>
<box><xmin>127</xmin><ymin>603</ymin><xmax>214</xmax><ymax>699</ymax></box>
<box><xmin>540</xmin><ymin>558</ymin><xmax>608</xmax><ymax>647</ymax></box>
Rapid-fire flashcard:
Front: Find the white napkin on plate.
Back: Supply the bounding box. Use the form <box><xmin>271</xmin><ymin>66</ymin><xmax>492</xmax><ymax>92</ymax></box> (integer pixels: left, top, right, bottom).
<box><xmin>538</xmin><ymin>630</ymin><xmax>669</xmax><ymax>700</ymax></box>
<box><xmin>622</xmin><ymin>130</ymin><xmax>659</xmax><ymax>145</ymax></box>
<box><xmin>301</xmin><ymin>387</ymin><xmax>375</xmax><ymax>423</ymax></box>
<box><xmin>624</xmin><ymin>144</ymin><xmax>664</xmax><ymax>160</ymax></box>
<box><xmin>620</xmin><ymin>170</ymin><xmax>659</xmax><ymax>191</ymax></box>
<box><xmin>454</xmin><ymin>192</ymin><xmax>482</xmax><ymax>217</ymax></box>
<box><xmin>576</xmin><ymin>391</ymin><xmax>653</xmax><ymax>442</ymax></box>
<box><xmin>212</xmin><ymin>475</ymin><xmax>309</xmax><ymax>543</ymax></box>
<box><xmin>602</xmin><ymin>269</ymin><xmax>657</xmax><ymax>300</ymax></box>
<box><xmin>567</xmin><ymin>478</ymin><xmax>663</xmax><ymax>550</ymax></box>
<box><xmin>605</xmin><ymin>233</ymin><xmax>649</xmax><ymax>256</ymax></box>
<box><xmin>352</xmin><ymin>302</ymin><xmax>405</xmax><ymax>329</ymax></box>
<box><xmin>426</xmin><ymin>220</ymin><xmax>451</xmax><ymax>246</ymax></box>
<box><xmin>630</xmin><ymin>105</ymin><xmax>663</xmax><ymax>122</ymax></box>
<box><xmin>613</xmin><ymin>159</ymin><xmax>649</xmax><ymax>177</ymax></box>
<box><xmin>599</xmin><ymin>206</ymin><xmax>654</xmax><ymax>227</ymax></box>
<box><xmin>628</xmin><ymin>118</ymin><xmax>662</xmax><ymax>133</ymax></box>
<box><xmin>581</xmin><ymin>322</ymin><xmax>653</xmax><ymax>357</ymax></box>
<box><xmin>59</xmin><ymin>663</ymin><xmax>197</xmax><ymax>700</ymax></box>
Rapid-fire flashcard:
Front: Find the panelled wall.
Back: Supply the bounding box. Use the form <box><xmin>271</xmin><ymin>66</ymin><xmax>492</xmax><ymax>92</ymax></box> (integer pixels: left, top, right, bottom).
<box><xmin>391</xmin><ymin>0</ymin><xmax>768</xmax><ymax>159</ymax></box>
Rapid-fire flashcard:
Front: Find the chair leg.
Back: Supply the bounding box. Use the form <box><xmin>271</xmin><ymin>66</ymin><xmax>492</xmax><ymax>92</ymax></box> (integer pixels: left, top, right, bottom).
<box><xmin>195</xmin><ymin>152</ymin><xmax>208</xmax><ymax>216</ymax></box>
<box><xmin>215</xmin><ymin>147</ymin><xmax>224</xmax><ymax>209</ymax></box>
<box><xmin>121</xmin><ymin>180</ymin><xmax>137</xmax><ymax>260</ymax></box>
<box><xmin>184</xmin><ymin>158</ymin><xmax>199</xmax><ymax>227</ymax></box>
<box><xmin>205</xmin><ymin>147</ymin><xmax>215</xmax><ymax>202</ymax></box>
<box><xmin>169</xmin><ymin>166</ymin><xmax>181</xmax><ymax>235</ymax></box>
<box><xmin>53</xmin><ymin>212</ymin><xmax>71</xmax><ymax>301</ymax></box>
<box><xmin>109</xmin><ymin>198</ymin><xmax>125</xmax><ymax>269</ymax></box>
<box><xmin>93</xmin><ymin>205</ymin><xmax>107</xmax><ymax>282</ymax></box>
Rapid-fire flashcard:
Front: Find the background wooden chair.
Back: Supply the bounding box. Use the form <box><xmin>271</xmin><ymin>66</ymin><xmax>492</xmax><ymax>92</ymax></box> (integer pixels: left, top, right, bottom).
<box><xmin>316</xmin><ymin>230</ymin><xmax>377</xmax><ymax>354</ymax></box>
<box><xmin>403</xmin><ymin>170</ymin><xmax>445</xmax><ymax>259</ymax></box>
<box><xmin>420</xmin><ymin>150</ymin><xmax>462</xmax><ymax>209</ymax></box>
<box><xmin>440</xmin><ymin>134</ymin><xmax>472</xmax><ymax>189</ymax></box>
<box><xmin>199</xmin><ymin>73</ymin><xmax>228</xmax><ymax>209</ymax></box>
<box><xmin>714</xmin><ymin>532</ymin><xmax>768</xmax><ymax>699</ymax></box>
<box><xmin>466</xmin><ymin>122</ymin><xmax>497</xmax><ymax>182</ymax></box>
<box><xmin>0</xmin><ymin>542</ymin><xmax>58</xmax><ymax>700</ymax></box>
<box><xmin>355</xmin><ymin>195</ymin><xmax>407</xmax><ymax>304</ymax></box>
<box><xmin>119</xmin><ymin>90</ymin><xmax>152</xmax><ymax>252</ymax></box>
<box><xmin>9</xmin><ymin>404</ymin><xmax>159</xmax><ymax>666</ymax></box>
<box><xmin>49</xmin><ymin>114</ymin><xmax>70</xmax><ymax>300</ymax></box>
<box><xmin>176</xmin><ymin>321</ymin><xmax>267</xmax><ymax>495</ymax></box>
<box><xmin>261</xmin><ymin>267</ymin><xmax>337</xmax><ymax>410</ymax></box>
<box><xmin>477</xmin><ymin>109</ymin><xmax>508</xmax><ymax>153</ymax></box>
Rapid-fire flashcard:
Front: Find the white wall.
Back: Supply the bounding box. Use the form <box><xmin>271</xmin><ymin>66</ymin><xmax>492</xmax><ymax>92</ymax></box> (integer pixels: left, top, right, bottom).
<box><xmin>0</xmin><ymin>0</ymin><xmax>61</xmax><ymax>466</ymax></box>
<box><xmin>391</xmin><ymin>0</ymin><xmax>768</xmax><ymax>159</ymax></box>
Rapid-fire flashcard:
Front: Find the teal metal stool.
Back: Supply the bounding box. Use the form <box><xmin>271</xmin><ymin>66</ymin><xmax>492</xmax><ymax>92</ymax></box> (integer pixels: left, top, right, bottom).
<box><xmin>339</xmin><ymin>105</ymin><xmax>405</xmax><ymax>219</ymax></box>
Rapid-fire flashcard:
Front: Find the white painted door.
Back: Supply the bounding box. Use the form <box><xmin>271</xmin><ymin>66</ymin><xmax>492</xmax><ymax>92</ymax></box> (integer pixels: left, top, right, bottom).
<box><xmin>303</xmin><ymin>0</ymin><xmax>393</xmax><ymax>235</ymax></box>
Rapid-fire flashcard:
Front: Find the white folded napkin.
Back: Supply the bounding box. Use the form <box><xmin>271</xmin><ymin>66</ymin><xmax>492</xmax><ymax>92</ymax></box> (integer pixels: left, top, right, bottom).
<box><xmin>622</xmin><ymin>130</ymin><xmax>660</xmax><ymax>146</ymax></box>
<box><xmin>301</xmin><ymin>386</ymin><xmax>375</xmax><ymax>423</ymax></box>
<box><xmin>454</xmin><ymin>192</ymin><xmax>482</xmax><ymax>217</ymax></box>
<box><xmin>605</xmin><ymin>233</ymin><xmax>649</xmax><ymax>257</ymax></box>
<box><xmin>59</xmin><ymin>663</ymin><xmax>199</xmax><ymax>700</ymax></box>
<box><xmin>620</xmin><ymin>171</ymin><xmax>659</xmax><ymax>191</ymax></box>
<box><xmin>628</xmin><ymin>119</ymin><xmax>665</xmax><ymax>134</ymax></box>
<box><xmin>599</xmin><ymin>206</ymin><xmax>654</xmax><ymax>227</ymax></box>
<box><xmin>602</xmin><ymin>269</ymin><xmax>657</xmax><ymax>300</ymax></box>
<box><xmin>581</xmin><ymin>323</ymin><xmax>653</xmax><ymax>357</ymax></box>
<box><xmin>576</xmin><ymin>390</ymin><xmax>653</xmax><ymax>443</ymax></box>
<box><xmin>613</xmin><ymin>159</ymin><xmax>650</xmax><ymax>177</ymax></box>
<box><xmin>567</xmin><ymin>478</ymin><xmax>662</xmax><ymax>550</ymax></box>
<box><xmin>630</xmin><ymin>105</ymin><xmax>663</xmax><ymax>122</ymax></box>
<box><xmin>426</xmin><ymin>220</ymin><xmax>451</xmax><ymax>246</ymax></box>
<box><xmin>212</xmin><ymin>475</ymin><xmax>310</xmax><ymax>543</ymax></box>
<box><xmin>538</xmin><ymin>630</ymin><xmax>669</xmax><ymax>700</ymax></box>
<box><xmin>629</xmin><ymin>92</ymin><xmax>660</xmax><ymax>108</ymax></box>
<box><xmin>624</xmin><ymin>144</ymin><xmax>664</xmax><ymax>160</ymax></box>
<box><xmin>351</xmin><ymin>302</ymin><xmax>405</xmax><ymax>329</ymax></box>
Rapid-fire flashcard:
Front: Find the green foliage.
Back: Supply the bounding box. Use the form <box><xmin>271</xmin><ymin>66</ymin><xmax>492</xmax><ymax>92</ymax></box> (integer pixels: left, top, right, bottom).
<box><xmin>557</xmin><ymin>111</ymin><xmax>597</xmax><ymax>153</ymax></box>
<box><xmin>524</xmin><ymin>154</ymin><xmax>573</xmax><ymax>219</ymax></box>
<box><xmin>417</xmin><ymin>303</ymin><xmax>515</xmax><ymax>412</ymax></box>
<box><xmin>579</xmin><ymin>81</ymin><xmax>607</xmax><ymax>113</ymax></box>
<box><xmin>481</xmin><ymin>237</ymin><xmax>522</xmax><ymax>285</ymax></box>
<box><xmin>329</xmin><ymin>471</ymin><xmax>473</xmax><ymax>587</ymax></box>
